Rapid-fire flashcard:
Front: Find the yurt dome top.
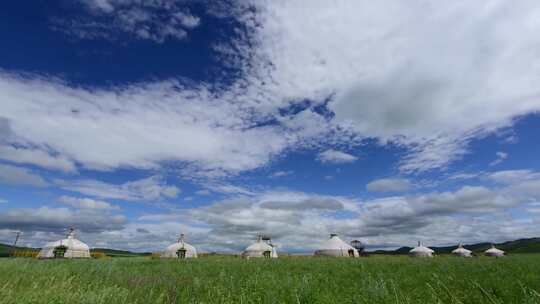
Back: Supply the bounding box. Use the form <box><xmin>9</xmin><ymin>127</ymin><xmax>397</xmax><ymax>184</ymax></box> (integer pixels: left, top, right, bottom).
<box><xmin>452</xmin><ymin>243</ymin><xmax>472</xmax><ymax>255</ymax></box>
<box><xmin>47</xmin><ymin>229</ymin><xmax>89</xmax><ymax>251</ymax></box>
<box><xmin>410</xmin><ymin>241</ymin><xmax>434</xmax><ymax>254</ymax></box>
<box><xmin>319</xmin><ymin>234</ymin><xmax>356</xmax><ymax>251</ymax></box>
<box><xmin>244</xmin><ymin>235</ymin><xmax>273</xmax><ymax>252</ymax></box>
<box><xmin>162</xmin><ymin>233</ymin><xmax>198</xmax><ymax>258</ymax></box>
<box><xmin>165</xmin><ymin>234</ymin><xmax>196</xmax><ymax>252</ymax></box>
<box><xmin>485</xmin><ymin>244</ymin><xmax>505</xmax><ymax>255</ymax></box>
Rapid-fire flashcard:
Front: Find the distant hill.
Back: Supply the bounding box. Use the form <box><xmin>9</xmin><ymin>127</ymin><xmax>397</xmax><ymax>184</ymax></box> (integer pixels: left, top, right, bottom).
<box><xmin>90</xmin><ymin>248</ymin><xmax>151</xmax><ymax>257</ymax></box>
<box><xmin>0</xmin><ymin>243</ymin><xmax>39</xmax><ymax>257</ymax></box>
<box><xmin>370</xmin><ymin>238</ymin><xmax>540</xmax><ymax>255</ymax></box>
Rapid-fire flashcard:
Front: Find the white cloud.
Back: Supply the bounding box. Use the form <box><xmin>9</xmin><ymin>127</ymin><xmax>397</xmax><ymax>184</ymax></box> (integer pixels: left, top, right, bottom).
<box><xmin>174</xmin><ymin>11</ymin><xmax>200</xmax><ymax>29</ymax></box>
<box><xmin>0</xmin><ymin>72</ymin><xmax>295</xmax><ymax>177</ymax></box>
<box><xmin>448</xmin><ymin>172</ymin><xmax>482</xmax><ymax>180</ymax></box>
<box><xmin>487</xmin><ymin>169</ymin><xmax>540</xmax><ymax>184</ymax></box>
<box><xmin>0</xmin><ymin>164</ymin><xmax>48</xmax><ymax>187</ymax></box>
<box><xmin>238</xmin><ymin>0</ymin><xmax>540</xmax><ymax>171</ymax></box>
<box><xmin>57</xmin><ymin>176</ymin><xmax>180</xmax><ymax>201</ymax></box>
<box><xmin>58</xmin><ymin>195</ymin><xmax>119</xmax><ymax>210</ymax></box>
<box><xmin>0</xmin><ymin>145</ymin><xmax>76</xmax><ymax>173</ymax></box>
<box><xmin>56</xmin><ymin>0</ymin><xmax>201</xmax><ymax>43</ymax></box>
<box><xmin>269</xmin><ymin>170</ymin><xmax>293</xmax><ymax>178</ymax></box>
<box><xmin>0</xmin><ymin>206</ymin><xmax>126</xmax><ymax>233</ymax></box>
<box><xmin>316</xmin><ymin>149</ymin><xmax>357</xmax><ymax>164</ymax></box>
<box><xmin>490</xmin><ymin>151</ymin><xmax>508</xmax><ymax>166</ymax></box>
<box><xmin>202</xmin><ymin>183</ymin><xmax>255</xmax><ymax>196</ymax></box>
<box><xmin>3</xmin><ymin>0</ymin><xmax>540</xmax><ymax>181</ymax></box>
<box><xmin>0</xmin><ymin>198</ymin><xmax>7</xmax><ymax>204</ymax></box>
<box><xmin>195</xmin><ymin>189</ymin><xmax>211</xmax><ymax>196</ymax></box>
<box><xmin>366</xmin><ymin>178</ymin><xmax>412</xmax><ymax>193</ymax></box>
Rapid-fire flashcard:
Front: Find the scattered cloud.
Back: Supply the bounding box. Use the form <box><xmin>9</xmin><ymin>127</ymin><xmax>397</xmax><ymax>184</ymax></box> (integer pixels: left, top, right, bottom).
<box><xmin>0</xmin><ymin>145</ymin><xmax>77</xmax><ymax>173</ymax></box>
<box><xmin>316</xmin><ymin>149</ymin><xmax>357</xmax><ymax>164</ymax></box>
<box><xmin>487</xmin><ymin>170</ymin><xmax>540</xmax><ymax>184</ymax></box>
<box><xmin>0</xmin><ymin>73</ymin><xmax>297</xmax><ymax>178</ymax></box>
<box><xmin>202</xmin><ymin>183</ymin><xmax>254</xmax><ymax>196</ymax></box>
<box><xmin>55</xmin><ymin>0</ymin><xmax>201</xmax><ymax>43</ymax></box>
<box><xmin>239</xmin><ymin>0</ymin><xmax>540</xmax><ymax>171</ymax></box>
<box><xmin>0</xmin><ymin>164</ymin><xmax>48</xmax><ymax>187</ymax></box>
<box><xmin>57</xmin><ymin>176</ymin><xmax>180</xmax><ymax>201</ymax></box>
<box><xmin>8</xmin><ymin>0</ymin><xmax>539</xmax><ymax>176</ymax></box>
<box><xmin>195</xmin><ymin>189</ymin><xmax>211</xmax><ymax>196</ymax></box>
<box><xmin>260</xmin><ymin>197</ymin><xmax>343</xmax><ymax>211</ymax></box>
<box><xmin>448</xmin><ymin>172</ymin><xmax>482</xmax><ymax>180</ymax></box>
<box><xmin>0</xmin><ymin>206</ymin><xmax>126</xmax><ymax>233</ymax></box>
<box><xmin>269</xmin><ymin>170</ymin><xmax>293</xmax><ymax>178</ymax></box>
<box><xmin>58</xmin><ymin>195</ymin><xmax>120</xmax><ymax>210</ymax></box>
<box><xmin>490</xmin><ymin>151</ymin><xmax>508</xmax><ymax>166</ymax></box>
<box><xmin>366</xmin><ymin>178</ymin><xmax>412</xmax><ymax>193</ymax></box>
<box><xmin>136</xmin><ymin>228</ymin><xmax>150</xmax><ymax>234</ymax></box>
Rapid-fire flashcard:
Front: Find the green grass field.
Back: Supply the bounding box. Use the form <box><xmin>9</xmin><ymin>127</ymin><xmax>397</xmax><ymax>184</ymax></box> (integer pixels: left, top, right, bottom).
<box><xmin>1</xmin><ymin>255</ymin><xmax>540</xmax><ymax>304</ymax></box>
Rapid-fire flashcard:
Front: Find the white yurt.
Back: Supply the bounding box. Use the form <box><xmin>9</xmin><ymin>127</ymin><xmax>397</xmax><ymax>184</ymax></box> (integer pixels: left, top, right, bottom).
<box><xmin>242</xmin><ymin>235</ymin><xmax>277</xmax><ymax>258</ymax></box>
<box><xmin>409</xmin><ymin>241</ymin><xmax>435</xmax><ymax>257</ymax></box>
<box><xmin>37</xmin><ymin>229</ymin><xmax>90</xmax><ymax>259</ymax></box>
<box><xmin>484</xmin><ymin>245</ymin><xmax>505</xmax><ymax>257</ymax></box>
<box><xmin>451</xmin><ymin>243</ymin><xmax>472</xmax><ymax>257</ymax></box>
<box><xmin>314</xmin><ymin>234</ymin><xmax>359</xmax><ymax>257</ymax></box>
<box><xmin>162</xmin><ymin>234</ymin><xmax>198</xmax><ymax>259</ymax></box>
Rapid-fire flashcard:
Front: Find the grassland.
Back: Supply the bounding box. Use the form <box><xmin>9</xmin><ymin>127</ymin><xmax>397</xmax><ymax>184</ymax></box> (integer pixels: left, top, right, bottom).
<box><xmin>1</xmin><ymin>255</ymin><xmax>540</xmax><ymax>304</ymax></box>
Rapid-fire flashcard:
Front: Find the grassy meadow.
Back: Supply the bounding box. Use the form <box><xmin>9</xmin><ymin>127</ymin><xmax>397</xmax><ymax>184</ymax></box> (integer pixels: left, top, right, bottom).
<box><xmin>1</xmin><ymin>255</ymin><xmax>540</xmax><ymax>304</ymax></box>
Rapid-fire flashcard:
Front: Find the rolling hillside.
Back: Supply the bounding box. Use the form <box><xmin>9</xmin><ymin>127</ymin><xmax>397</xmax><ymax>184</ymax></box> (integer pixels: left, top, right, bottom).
<box><xmin>0</xmin><ymin>243</ymin><xmax>39</xmax><ymax>257</ymax></box>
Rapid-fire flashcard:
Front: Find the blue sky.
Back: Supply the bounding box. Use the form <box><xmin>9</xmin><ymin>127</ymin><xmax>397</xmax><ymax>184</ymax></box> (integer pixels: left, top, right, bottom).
<box><xmin>1</xmin><ymin>0</ymin><xmax>540</xmax><ymax>253</ymax></box>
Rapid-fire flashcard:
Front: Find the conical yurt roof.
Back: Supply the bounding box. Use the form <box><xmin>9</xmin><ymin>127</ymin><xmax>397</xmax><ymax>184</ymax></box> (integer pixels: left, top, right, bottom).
<box><xmin>451</xmin><ymin>243</ymin><xmax>472</xmax><ymax>257</ymax></box>
<box><xmin>162</xmin><ymin>234</ymin><xmax>198</xmax><ymax>258</ymax></box>
<box><xmin>37</xmin><ymin>229</ymin><xmax>90</xmax><ymax>259</ymax></box>
<box><xmin>242</xmin><ymin>235</ymin><xmax>276</xmax><ymax>258</ymax></box>
<box><xmin>409</xmin><ymin>241</ymin><xmax>435</xmax><ymax>257</ymax></box>
<box><xmin>314</xmin><ymin>234</ymin><xmax>359</xmax><ymax>257</ymax></box>
<box><xmin>485</xmin><ymin>244</ymin><xmax>505</xmax><ymax>257</ymax></box>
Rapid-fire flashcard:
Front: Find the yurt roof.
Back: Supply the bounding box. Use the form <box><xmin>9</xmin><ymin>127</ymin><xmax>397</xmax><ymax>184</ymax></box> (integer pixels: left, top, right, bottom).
<box><xmin>452</xmin><ymin>243</ymin><xmax>472</xmax><ymax>254</ymax></box>
<box><xmin>409</xmin><ymin>242</ymin><xmax>434</xmax><ymax>253</ymax></box>
<box><xmin>43</xmin><ymin>230</ymin><xmax>89</xmax><ymax>251</ymax></box>
<box><xmin>485</xmin><ymin>245</ymin><xmax>504</xmax><ymax>254</ymax></box>
<box><xmin>165</xmin><ymin>234</ymin><xmax>196</xmax><ymax>252</ymax></box>
<box><xmin>245</xmin><ymin>236</ymin><xmax>273</xmax><ymax>252</ymax></box>
<box><xmin>319</xmin><ymin>234</ymin><xmax>355</xmax><ymax>250</ymax></box>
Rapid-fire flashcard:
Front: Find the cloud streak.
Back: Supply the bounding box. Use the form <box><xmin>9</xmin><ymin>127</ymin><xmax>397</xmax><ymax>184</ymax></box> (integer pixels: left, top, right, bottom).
<box><xmin>0</xmin><ymin>164</ymin><xmax>48</xmax><ymax>187</ymax></box>
<box><xmin>55</xmin><ymin>0</ymin><xmax>201</xmax><ymax>43</ymax></box>
<box><xmin>56</xmin><ymin>176</ymin><xmax>179</xmax><ymax>202</ymax></box>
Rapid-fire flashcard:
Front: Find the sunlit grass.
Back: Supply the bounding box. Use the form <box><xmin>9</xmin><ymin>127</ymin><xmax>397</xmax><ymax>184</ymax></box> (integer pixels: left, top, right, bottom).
<box><xmin>1</xmin><ymin>255</ymin><xmax>539</xmax><ymax>303</ymax></box>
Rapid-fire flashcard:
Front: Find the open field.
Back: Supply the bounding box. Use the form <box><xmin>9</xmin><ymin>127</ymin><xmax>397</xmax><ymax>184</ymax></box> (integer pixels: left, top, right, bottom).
<box><xmin>1</xmin><ymin>255</ymin><xmax>540</xmax><ymax>304</ymax></box>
